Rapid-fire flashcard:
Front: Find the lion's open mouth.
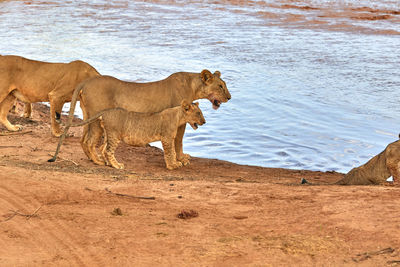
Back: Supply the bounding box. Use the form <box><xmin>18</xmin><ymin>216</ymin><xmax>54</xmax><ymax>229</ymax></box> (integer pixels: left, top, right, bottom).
<box><xmin>191</xmin><ymin>123</ymin><xmax>199</xmax><ymax>130</ymax></box>
<box><xmin>212</xmin><ymin>99</ymin><xmax>221</xmax><ymax>110</ymax></box>
<box><xmin>208</xmin><ymin>94</ymin><xmax>223</xmax><ymax>110</ymax></box>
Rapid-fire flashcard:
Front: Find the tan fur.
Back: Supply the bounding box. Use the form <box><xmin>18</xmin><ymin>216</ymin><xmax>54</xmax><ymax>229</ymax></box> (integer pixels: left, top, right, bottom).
<box><xmin>10</xmin><ymin>101</ymin><xmax>31</xmax><ymax>118</ymax></box>
<box><xmin>0</xmin><ymin>55</ymin><xmax>100</xmax><ymax>136</ymax></box>
<box><xmin>61</xmin><ymin>69</ymin><xmax>231</xmax><ymax>166</ymax></box>
<box><xmin>50</xmin><ymin>101</ymin><xmax>206</xmax><ymax>170</ymax></box>
<box><xmin>336</xmin><ymin>140</ymin><xmax>400</xmax><ymax>185</ymax></box>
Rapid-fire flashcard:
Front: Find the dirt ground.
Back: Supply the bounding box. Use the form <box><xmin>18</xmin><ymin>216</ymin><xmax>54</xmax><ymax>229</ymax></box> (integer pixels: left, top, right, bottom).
<box><xmin>1</xmin><ymin>103</ymin><xmax>399</xmax><ymax>266</ymax></box>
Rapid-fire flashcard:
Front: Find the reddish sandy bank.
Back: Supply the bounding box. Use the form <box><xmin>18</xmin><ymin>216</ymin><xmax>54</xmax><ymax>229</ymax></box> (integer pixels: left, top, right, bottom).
<box><xmin>0</xmin><ymin>103</ymin><xmax>399</xmax><ymax>266</ymax></box>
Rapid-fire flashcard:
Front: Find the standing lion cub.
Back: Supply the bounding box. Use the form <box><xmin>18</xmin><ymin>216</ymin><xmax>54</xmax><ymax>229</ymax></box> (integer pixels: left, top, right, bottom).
<box><xmin>49</xmin><ymin>100</ymin><xmax>206</xmax><ymax>170</ymax></box>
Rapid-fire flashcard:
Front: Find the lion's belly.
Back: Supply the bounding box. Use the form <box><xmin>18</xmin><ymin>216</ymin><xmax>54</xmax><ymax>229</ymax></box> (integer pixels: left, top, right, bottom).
<box><xmin>13</xmin><ymin>87</ymin><xmax>49</xmax><ymax>102</ymax></box>
<box><xmin>11</xmin><ymin>90</ymin><xmax>32</xmax><ymax>102</ymax></box>
<box><xmin>14</xmin><ymin>75</ymin><xmax>54</xmax><ymax>102</ymax></box>
<box><xmin>122</xmin><ymin>131</ymin><xmax>160</xmax><ymax>147</ymax></box>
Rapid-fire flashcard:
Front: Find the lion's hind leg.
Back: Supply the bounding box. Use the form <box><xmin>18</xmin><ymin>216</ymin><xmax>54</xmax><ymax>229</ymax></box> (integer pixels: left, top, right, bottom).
<box><xmin>47</xmin><ymin>90</ymin><xmax>67</xmax><ymax>137</ymax></box>
<box><xmin>82</xmin><ymin>119</ymin><xmax>105</xmax><ymax>165</ymax></box>
<box><xmin>79</xmin><ymin>102</ymin><xmax>91</xmax><ymax>160</ymax></box>
<box><xmin>0</xmin><ymin>93</ymin><xmax>22</xmax><ymax>131</ymax></box>
<box><xmin>99</xmin><ymin>122</ymin><xmax>110</xmax><ymax>166</ymax></box>
<box><xmin>23</xmin><ymin>102</ymin><xmax>32</xmax><ymax>118</ymax></box>
<box><xmin>80</xmin><ymin>129</ymin><xmax>92</xmax><ymax>160</ymax></box>
<box><xmin>103</xmin><ymin>133</ymin><xmax>124</xmax><ymax>169</ymax></box>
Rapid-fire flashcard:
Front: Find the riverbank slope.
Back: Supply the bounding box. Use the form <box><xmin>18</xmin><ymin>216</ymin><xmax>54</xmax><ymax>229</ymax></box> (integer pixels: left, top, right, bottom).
<box><xmin>0</xmin><ymin>103</ymin><xmax>399</xmax><ymax>266</ymax></box>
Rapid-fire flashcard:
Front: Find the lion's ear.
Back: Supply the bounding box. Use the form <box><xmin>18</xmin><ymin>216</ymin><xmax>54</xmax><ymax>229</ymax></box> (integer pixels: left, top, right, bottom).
<box><xmin>201</xmin><ymin>69</ymin><xmax>213</xmax><ymax>84</ymax></box>
<box><xmin>181</xmin><ymin>100</ymin><xmax>190</xmax><ymax>111</ymax></box>
<box><xmin>214</xmin><ymin>71</ymin><xmax>221</xmax><ymax>78</ymax></box>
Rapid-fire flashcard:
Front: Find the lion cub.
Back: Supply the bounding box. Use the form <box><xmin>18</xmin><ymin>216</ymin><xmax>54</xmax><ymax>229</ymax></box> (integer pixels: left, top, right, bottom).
<box><xmin>101</xmin><ymin>101</ymin><xmax>205</xmax><ymax>170</ymax></box>
<box><xmin>50</xmin><ymin>100</ymin><xmax>206</xmax><ymax>170</ymax></box>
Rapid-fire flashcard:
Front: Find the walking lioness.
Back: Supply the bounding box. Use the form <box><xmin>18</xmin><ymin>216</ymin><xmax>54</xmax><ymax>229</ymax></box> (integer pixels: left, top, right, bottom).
<box><xmin>0</xmin><ymin>55</ymin><xmax>100</xmax><ymax>136</ymax></box>
<box><xmin>49</xmin><ymin>101</ymin><xmax>206</xmax><ymax>170</ymax></box>
<box><xmin>60</xmin><ymin>69</ymin><xmax>231</xmax><ymax>166</ymax></box>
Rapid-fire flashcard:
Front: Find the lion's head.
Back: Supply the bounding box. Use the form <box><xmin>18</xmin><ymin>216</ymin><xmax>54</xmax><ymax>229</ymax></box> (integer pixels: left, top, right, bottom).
<box><xmin>181</xmin><ymin>101</ymin><xmax>206</xmax><ymax>130</ymax></box>
<box><xmin>200</xmin><ymin>70</ymin><xmax>231</xmax><ymax>110</ymax></box>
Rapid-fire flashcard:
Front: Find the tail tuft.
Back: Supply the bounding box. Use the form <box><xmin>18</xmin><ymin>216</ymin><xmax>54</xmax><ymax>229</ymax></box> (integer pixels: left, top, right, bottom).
<box><xmin>48</xmin><ymin>157</ymin><xmax>56</xmax><ymax>162</ymax></box>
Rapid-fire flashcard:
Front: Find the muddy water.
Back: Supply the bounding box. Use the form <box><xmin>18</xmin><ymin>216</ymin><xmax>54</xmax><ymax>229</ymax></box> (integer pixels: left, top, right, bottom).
<box><xmin>1</xmin><ymin>0</ymin><xmax>399</xmax><ymax>172</ymax></box>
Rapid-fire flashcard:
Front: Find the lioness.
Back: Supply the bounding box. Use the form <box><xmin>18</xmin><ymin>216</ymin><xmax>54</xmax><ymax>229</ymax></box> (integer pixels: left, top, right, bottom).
<box><xmin>336</xmin><ymin>140</ymin><xmax>400</xmax><ymax>185</ymax></box>
<box><xmin>61</xmin><ymin>69</ymin><xmax>231</xmax><ymax>166</ymax></box>
<box><xmin>49</xmin><ymin>101</ymin><xmax>206</xmax><ymax>170</ymax></box>
<box><xmin>0</xmin><ymin>55</ymin><xmax>100</xmax><ymax>136</ymax></box>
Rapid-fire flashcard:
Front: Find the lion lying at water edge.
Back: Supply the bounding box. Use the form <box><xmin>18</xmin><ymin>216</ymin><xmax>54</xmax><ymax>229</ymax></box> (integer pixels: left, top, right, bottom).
<box><xmin>335</xmin><ymin>139</ymin><xmax>400</xmax><ymax>185</ymax></box>
<box><xmin>49</xmin><ymin>100</ymin><xmax>206</xmax><ymax>170</ymax></box>
<box><xmin>0</xmin><ymin>55</ymin><xmax>100</xmax><ymax>136</ymax></box>
<box><xmin>60</xmin><ymin>69</ymin><xmax>230</xmax><ymax>166</ymax></box>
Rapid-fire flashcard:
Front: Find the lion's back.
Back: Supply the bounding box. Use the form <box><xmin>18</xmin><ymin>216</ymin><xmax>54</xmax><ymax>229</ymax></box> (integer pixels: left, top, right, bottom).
<box><xmin>79</xmin><ymin>72</ymin><xmax>193</xmax><ymax>121</ymax></box>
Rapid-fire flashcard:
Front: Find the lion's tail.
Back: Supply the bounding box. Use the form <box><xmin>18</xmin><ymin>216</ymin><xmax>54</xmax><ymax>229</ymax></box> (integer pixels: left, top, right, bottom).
<box><xmin>68</xmin><ymin>110</ymin><xmax>106</xmax><ymax>127</ymax></box>
<box><xmin>48</xmin><ymin>81</ymin><xmax>87</xmax><ymax>162</ymax></box>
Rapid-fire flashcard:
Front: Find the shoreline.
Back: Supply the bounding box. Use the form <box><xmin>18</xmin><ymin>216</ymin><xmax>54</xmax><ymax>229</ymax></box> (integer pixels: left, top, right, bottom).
<box><xmin>2</xmin><ymin>102</ymin><xmax>345</xmax><ymax>183</ymax></box>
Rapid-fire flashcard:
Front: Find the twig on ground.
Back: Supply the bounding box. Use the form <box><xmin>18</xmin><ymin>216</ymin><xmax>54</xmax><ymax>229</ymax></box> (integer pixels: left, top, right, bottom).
<box><xmin>47</xmin><ymin>153</ymin><xmax>78</xmax><ymax>166</ymax></box>
<box><xmin>26</xmin><ymin>205</ymin><xmax>43</xmax><ymax>220</ymax></box>
<box><xmin>3</xmin><ymin>213</ymin><xmax>17</xmax><ymax>222</ymax></box>
<box><xmin>353</xmin><ymin>247</ymin><xmax>395</xmax><ymax>262</ymax></box>
<box><xmin>0</xmin><ymin>130</ymin><xmax>32</xmax><ymax>136</ymax></box>
<box><xmin>0</xmin><ymin>145</ymin><xmax>23</xmax><ymax>149</ymax></box>
<box><xmin>3</xmin><ymin>205</ymin><xmax>43</xmax><ymax>222</ymax></box>
<box><xmin>105</xmin><ymin>188</ymin><xmax>155</xmax><ymax>200</ymax></box>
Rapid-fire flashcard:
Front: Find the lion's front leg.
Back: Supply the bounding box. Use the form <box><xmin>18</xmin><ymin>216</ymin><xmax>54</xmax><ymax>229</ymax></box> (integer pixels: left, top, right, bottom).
<box><xmin>387</xmin><ymin>161</ymin><xmax>400</xmax><ymax>186</ymax></box>
<box><xmin>162</xmin><ymin>138</ymin><xmax>183</xmax><ymax>170</ymax></box>
<box><xmin>175</xmin><ymin>124</ymin><xmax>190</xmax><ymax>166</ymax></box>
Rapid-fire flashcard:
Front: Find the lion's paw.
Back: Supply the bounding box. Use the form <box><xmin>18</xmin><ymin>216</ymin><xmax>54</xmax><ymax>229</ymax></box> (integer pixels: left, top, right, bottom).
<box><xmin>111</xmin><ymin>162</ymin><xmax>125</xmax><ymax>169</ymax></box>
<box><xmin>7</xmin><ymin>124</ymin><xmax>22</xmax><ymax>132</ymax></box>
<box><xmin>52</xmin><ymin>129</ymin><xmax>62</xmax><ymax>137</ymax></box>
<box><xmin>177</xmin><ymin>153</ymin><xmax>191</xmax><ymax>166</ymax></box>
<box><xmin>166</xmin><ymin>161</ymin><xmax>183</xmax><ymax>170</ymax></box>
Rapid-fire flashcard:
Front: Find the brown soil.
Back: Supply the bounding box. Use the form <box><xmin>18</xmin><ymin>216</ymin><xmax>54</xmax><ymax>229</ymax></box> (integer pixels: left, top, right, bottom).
<box><xmin>1</xmin><ymin>103</ymin><xmax>400</xmax><ymax>266</ymax></box>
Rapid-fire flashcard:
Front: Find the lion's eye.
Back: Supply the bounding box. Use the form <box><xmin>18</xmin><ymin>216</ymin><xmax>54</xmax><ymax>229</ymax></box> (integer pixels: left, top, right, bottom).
<box><xmin>219</xmin><ymin>85</ymin><xmax>223</xmax><ymax>89</ymax></box>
